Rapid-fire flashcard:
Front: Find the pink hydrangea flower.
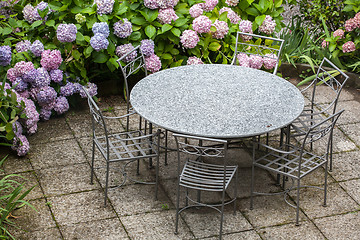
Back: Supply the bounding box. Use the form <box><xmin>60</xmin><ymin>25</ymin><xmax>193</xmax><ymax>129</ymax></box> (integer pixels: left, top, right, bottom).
<box><xmin>193</xmin><ymin>15</ymin><xmax>212</xmax><ymax>34</ymax></box>
<box><xmin>345</xmin><ymin>18</ymin><xmax>358</xmax><ymax>32</ymax></box>
<box><xmin>249</xmin><ymin>55</ymin><xmax>263</xmax><ymax>69</ymax></box>
<box><xmin>13</xmin><ymin>61</ymin><xmax>35</xmax><ymax>77</ymax></box>
<box><xmin>239</xmin><ymin>20</ymin><xmax>253</xmax><ymax>41</ymax></box>
<box><xmin>180</xmin><ymin>30</ymin><xmax>200</xmax><ymax>48</ymax></box>
<box><xmin>333</xmin><ymin>29</ymin><xmax>345</xmax><ymax>39</ymax></box>
<box><xmin>259</xmin><ymin>15</ymin><xmax>276</xmax><ymax>35</ymax></box>
<box><xmin>203</xmin><ymin>0</ymin><xmax>218</xmax><ymax>12</ymax></box>
<box><xmin>225</xmin><ymin>0</ymin><xmax>239</xmax><ymax>6</ymax></box>
<box><xmin>342</xmin><ymin>41</ymin><xmax>356</xmax><ymax>53</ymax></box>
<box><xmin>187</xmin><ymin>56</ymin><xmax>204</xmax><ymax>65</ymax></box>
<box><xmin>236</xmin><ymin>53</ymin><xmax>250</xmax><ymax>67</ymax></box>
<box><xmin>40</xmin><ymin>50</ymin><xmax>62</xmax><ymax>71</ymax></box>
<box><xmin>212</xmin><ymin>20</ymin><xmax>229</xmax><ymax>39</ymax></box>
<box><xmin>219</xmin><ymin>7</ymin><xmax>241</xmax><ymax>24</ymax></box>
<box><xmin>157</xmin><ymin>8</ymin><xmax>178</xmax><ymax>24</ymax></box>
<box><xmin>145</xmin><ymin>54</ymin><xmax>161</xmax><ymax>73</ymax></box>
<box><xmin>321</xmin><ymin>39</ymin><xmax>329</xmax><ymax>48</ymax></box>
<box><xmin>189</xmin><ymin>4</ymin><xmax>203</xmax><ymax>18</ymax></box>
<box><xmin>263</xmin><ymin>53</ymin><xmax>277</xmax><ymax>70</ymax></box>
<box><xmin>158</xmin><ymin>0</ymin><xmax>179</xmax><ymax>9</ymax></box>
<box><xmin>144</xmin><ymin>0</ymin><xmax>159</xmax><ymax>9</ymax></box>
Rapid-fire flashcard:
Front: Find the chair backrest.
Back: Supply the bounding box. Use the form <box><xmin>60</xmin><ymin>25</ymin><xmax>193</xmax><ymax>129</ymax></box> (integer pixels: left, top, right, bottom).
<box><xmin>116</xmin><ymin>45</ymin><xmax>147</xmax><ymax>111</ymax></box>
<box><xmin>231</xmin><ymin>31</ymin><xmax>284</xmax><ymax>75</ymax></box>
<box><xmin>301</xmin><ymin>109</ymin><xmax>344</xmax><ymax>151</ymax></box>
<box><xmin>302</xmin><ymin>57</ymin><xmax>349</xmax><ymax>114</ymax></box>
<box><xmin>81</xmin><ymin>86</ymin><xmax>110</xmax><ymax>156</ymax></box>
<box><xmin>173</xmin><ymin>133</ymin><xmax>227</xmax><ymax>159</ymax></box>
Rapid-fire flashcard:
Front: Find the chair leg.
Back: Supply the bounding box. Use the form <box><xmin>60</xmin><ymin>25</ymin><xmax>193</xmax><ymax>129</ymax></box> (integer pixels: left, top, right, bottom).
<box><xmin>155</xmin><ymin>129</ymin><xmax>161</xmax><ymax>200</ymax></box>
<box><xmin>250</xmin><ymin>137</ymin><xmax>256</xmax><ymax>210</ymax></box>
<box><xmin>104</xmin><ymin>161</ymin><xmax>110</xmax><ymax>207</ymax></box>
<box><xmin>175</xmin><ymin>181</ymin><xmax>181</xmax><ymax>234</ymax></box>
<box><xmin>329</xmin><ymin>133</ymin><xmax>334</xmax><ymax>172</ymax></box>
<box><xmin>90</xmin><ymin>140</ymin><xmax>95</xmax><ymax>184</ymax></box>
<box><xmin>295</xmin><ymin>179</ymin><xmax>300</xmax><ymax>226</ymax></box>
<box><xmin>234</xmin><ymin>168</ymin><xmax>238</xmax><ymax>214</ymax></box>
<box><xmin>323</xmin><ymin>162</ymin><xmax>329</xmax><ymax>207</ymax></box>
<box><xmin>164</xmin><ymin>129</ymin><xmax>168</xmax><ymax>166</ymax></box>
<box><xmin>219</xmin><ymin>188</ymin><xmax>226</xmax><ymax>240</ymax></box>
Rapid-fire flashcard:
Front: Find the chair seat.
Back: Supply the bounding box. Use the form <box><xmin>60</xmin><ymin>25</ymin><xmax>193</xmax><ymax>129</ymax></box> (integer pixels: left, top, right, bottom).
<box><xmin>254</xmin><ymin>143</ymin><xmax>328</xmax><ymax>179</ymax></box>
<box><xmin>180</xmin><ymin>159</ymin><xmax>237</xmax><ymax>192</ymax></box>
<box><xmin>290</xmin><ymin>108</ymin><xmax>328</xmax><ymax>137</ymax></box>
<box><xmin>94</xmin><ymin>130</ymin><xmax>158</xmax><ymax>162</ymax></box>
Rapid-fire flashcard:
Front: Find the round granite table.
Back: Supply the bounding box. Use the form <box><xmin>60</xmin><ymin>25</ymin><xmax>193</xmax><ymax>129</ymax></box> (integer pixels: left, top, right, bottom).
<box><xmin>130</xmin><ymin>64</ymin><xmax>304</xmax><ymax>139</ymax></box>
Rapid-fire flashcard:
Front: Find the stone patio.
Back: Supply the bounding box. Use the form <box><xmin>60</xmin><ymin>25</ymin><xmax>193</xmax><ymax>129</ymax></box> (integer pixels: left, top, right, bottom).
<box><xmin>1</xmin><ymin>83</ymin><xmax>360</xmax><ymax>240</ymax></box>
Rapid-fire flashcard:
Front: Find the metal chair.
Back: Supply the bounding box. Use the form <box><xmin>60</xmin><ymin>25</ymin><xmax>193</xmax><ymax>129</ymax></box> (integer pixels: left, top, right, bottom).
<box><xmin>286</xmin><ymin>57</ymin><xmax>349</xmax><ymax>171</ymax></box>
<box><xmin>81</xmin><ymin>86</ymin><xmax>161</xmax><ymax>207</ymax></box>
<box><xmin>231</xmin><ymin>31</ymin><xmax>284</xmax><ymax>75</ymax></box>
<box><xmin>173</xmin><ymin>134</ymin><xmax>238</xmax><ymax>240</ymax></box>
<box><xmin>251</xmin><ymin>109</ymin><xmax>344</xmax><ymax>225</ymax></box>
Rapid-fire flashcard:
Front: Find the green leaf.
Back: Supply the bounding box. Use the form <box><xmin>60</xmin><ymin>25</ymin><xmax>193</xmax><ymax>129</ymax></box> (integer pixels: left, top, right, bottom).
<box><xmin>329</xmin><ymin>43</ymin><xmax>336</xmax><ymax>52</ymax></box>
<box><xmin>5</xmin><ymin>123</ymin><xmax>12</xmax><ymax>132</ymax></box>
<box><xmin>76</xmin><ymin>32</ymin><xmax>85</xmax><ymax>42</ymax></box>
<box><xmin>45</xmin><ymin>20</ymin><xmax>55</xmax><ymax>27</ymax></box>
<box><xmin>1</xmin><ymin>27</ymin><xmax>12</xmax><ymax>35</ymax></box>
<box><xmin>274</xmin><ymin>0</ymin><xmax>283</xmax><ymax>8</ymax></box>
<box><xmin>130</xmin><ymin>3</ymin><xmax>140</xmax><ymax>10</ymax></box>
<box><xmin>161</xmin><ymin>24</ymin><xmax>173</xmax><ymax>33</ymax></box>
<box><xmin>145</xmin><ymin>25</ymin><xmax>156</xmax><ymax>38</ymax></box>
<box><xmin>219</xmin><ymin>12</ymin><xmax>228</xmax><ymax>22</ymax></box>
<box><xmin>174</xmin><ymin>18</ymin><xmax>188</xmax><ymax>27</ymax></box>
<box><xmin>81</xmin><ymin>7</ymin><xmax>95</xmax><ymax>14</ymax></box>
<box><xmin>246</xmin><ymin>7</ymin><xmax>260</xmax><ymax>16</ymax></box>
<box><xmin>129</xmin><ymin>32</ymin><xmax>141</xmax><ymax>41</ymax></box>
<box><xmin>71</xmin><ymin>6</ymin><xmax>83</xmax><ymax>14</ymax></box>
<box><xmin>246</xmin><ymin>0</ymin><xmax>255</xmax><ymax>4</ymax></box>
<box><xmin>343</xmin><ymin>5</ymin><xmax>354</xmax><ymax>12</ymax></box>
<box><xmin>84</xmin><ymin>46</ymin><xmax>93</xmax><ymax>58</ymax></box>
<box><xmin>6</xmin><ymin>131</ymin><xmax>15</xmax><ymax>141</ymax></box>
<box><xmin>72</xmin><ymin>50</ymin><xmax>81</xmax><ymax>60</ymax></box>
<box><xmin>107</xmin><ymin>40</ymin><xmax>115</xmax><ymax>55</ymax></box>
<box><xmin>162</xmin><ymin>53</ymin><xmax>172</xmax><ymax>59</ymax></box>
<box><xmin>208</xmin><ymin>42</ymin><xmax>221</xmax><ymax>51</ymax></box>
<box><xmin>131</xmin><ymin>17</ymin><xmax>147</xmax><ymax>25</ymax></box>
<box><xmin>93</xmin><ymin>52</ymin><xmax>109</xmax><ymax>63</ymax></box>
<box><xmin>255</xmin><ymin>15</ymin><xmax>266</xmax><ymax>26</ymax></box>
<box><xmin>171</xmin><ymin>28</ymin><xmax>181</xmax><ymax>37</ymax></box>
<box><xmin>170</xmin><ymin>48</ymin><xmax>179</xmax><ymax>55</ymax></box>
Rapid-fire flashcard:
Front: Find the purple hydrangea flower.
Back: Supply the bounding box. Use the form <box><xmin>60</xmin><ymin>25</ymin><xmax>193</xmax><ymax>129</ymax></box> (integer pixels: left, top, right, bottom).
<box><xmin>189</xmin><ymin>4</ymin><xmax>203</xmax><ymax>18</ymax></box>
<box><xmin>7</xmin><ymin>68</ymin><xmax>16</xmax><ymax>82</ymax></box>
<box><xmin>342</xmin><ymin>41</ymin><xmax>356</xmax><ymax>53</ymax></box>
<box><xmin>30</xmin><ymin>40</ymin><xmax>44</xmax><ymax>57</ymax></box>
<box><xmin>263</xmin><ymin>53</ymin><xmax>277</xmax><ymax>70</ymax></box>
<box><xmin>116</xmin><ymin>44</ymin><xmax>137</xmax><ymax>63</ymax></box>
<box><xmin>187</xmin><ymin>56</ymin><xmax>204</xmax><ymax>65</ymax></box>
<box><xmin>80</xmin><ymin>82</ymin><xmax>98</xmax><ymax>98</ymax></box>
<box><xmin>212</xmin><ymin>20</ymin><xmax>229</xmax><ymax>39</ymax></box>
<box><xmin>333</xmin><ymin>29</ymin><xmax>345</xmax><ymax>39</ymax></box>
<box><xmin>0</xmin><ymin>45</ymin><xmax>11</xmax><ymax>66</ymax></box>
<box><xmin>158</xmin><ymin>0</ymin><xmax>179</xmax><ymax>9</ymax></box>
<box><xmin>22</xmin><ymin>98</ymin><xmax>40</xmax><ymax>134</ymax></box>
<box><xmin>219</xmin><ymin>7</ymin><xmax>241</xmax><ymax>24</ymax></box>
<box><xmin>145</xmin><ymin>54</ymin><xmax>161</xmax><ymax>73</ymax></box>
<box><xmin>33</xmin><ymin>67</ymin><xmax>51</xmax><ymax>87</ymax></box>
<box><xmin>12</xmin><ymin>121</ymin><xmax>23</xmax><ymax>137</ymax></box>
<box><xmin>144</xmin><ymin>0</ymin><xmax>159</xmax><ymax>9</ymax></box>
<box><xmin>95</xmin><ymin>0</ymin><xmax>115</xmax><ymax>15</ymax></box>
<box><xmin>50</xmin><ymin>69</ymin><xmax>63</xmax><ymax>83</ymax></box>
<box><xmin>140</xmin><ymin>39</ymin><xmax>155</xmax><ymax>57</ymax></box>
<box><xmin>92</xmin><ymin>22</ymin><xmax>110</xmax><ymax>37</ymax></box>
<box><xmin>23</xmin><ymin>69</ymin><xmax>38</xmax><ymax>84</ymax></box>
<box><xmin>225</xmin><ymin>0</ymin><xmax>239</xmax><ymax>6</ymax></box>
<box><xmin>54</xmin><ymin>96</ymin><xmax>69</xmax><ymax>115</ymax></box>
<box><xmin>41</xmin><ymin>49</ymin><xmax>62</xmax><ymax>71</ymax></box>
<box><xmin>259</xmin><ymin>15</ymin><xmax>276</xmax><ymax>35</ymax></box>
<box><xmin>36</xmin><ymin>86</ymin><xmax>57</xmax><ymax>106</ymax></box>
<box><xmin>22</xmin><ymin>4</ymin><xmax>37</xmax><ymax>23</ymax></box>
<box><xmin>14</xmin><ymin>61</ymin><xmax>35</xmax><ymax>77</ymax></box>
<box><xmin>40</xmin><ymin>108</ymin><xmax>52</xmax><ymax>121</ymax></box>
<box><xmin>239</xmin><ymin>20</ymin><xmax>253</xmax><ymax>41</ymax></box>
<box><xmin>13</xmin><ymin>78</ymin><xmax>28</xmax><ymax>92</ymax></box>
<box><xmin>193</xmin><ymin>15</ymin><xmax>212</xmax><ymax>34</ymax></box>
<box><xmin>157</xmin><ymin>8</ymin><xmax>179</xmax><ymax>25</ymax></box>
<box><xmin>16</xmin><ymin>40</ymin><xmax>31</xmax><ymax>53</ymax></box>
<box><xmin>203</xmin><ymin>0</ymin><xmax>218</xmax><ymax>12</ymax></box>
<box><xmin>90</xmin><ymin>33</ymin><xmax>109</xmax><ymax>51</ymax></box>
<box><xmin>249</xmin><ymin>55</ymin><xmax>263</xmax><ymax>69</ymax></box>
<box><xmin>18</xmin><ymin>90</ymin><xmax>30</xmax><ymax>99</ymax></box>
<box><xmin>237</xmin><ymin>53</ymin><xmax>250</xmax><ymax>67</ymax></box>
<box><xmin>57</xmin><ymin>24</ymin><xmax>77</xmax><ymax>43</ymax></box>
<box><xmin>114</xmin><ymin>19</ymin><xmax>132</xmax><ymax>38</ymax></box>
<box><xmin>60</xmin><ymin>82</ymin><xmax>76</xmax><ymax>96</ymax></box>
<box><xmin>180</xmin><ymin>30</ymin><xmax>199</xmax><ymax>49</ymax></box>
<box><xmin>12</xmin><ymin>134</ymin><xmax>30</xmax><ymax>156</ymax></box>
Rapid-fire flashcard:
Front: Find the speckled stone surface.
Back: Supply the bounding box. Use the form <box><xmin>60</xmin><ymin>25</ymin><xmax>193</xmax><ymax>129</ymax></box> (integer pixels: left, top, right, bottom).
<box><xmin>130</xmin><ymin>64</ymin><xmax>304</xmax><ymax>138</ymax></box>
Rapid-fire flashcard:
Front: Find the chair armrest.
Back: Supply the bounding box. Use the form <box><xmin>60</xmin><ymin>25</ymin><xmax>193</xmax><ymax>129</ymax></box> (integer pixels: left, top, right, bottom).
<box><xmin>253</xmin><ymin>140</ymin><xmax>297</xmax><ymax>154</ymax></box>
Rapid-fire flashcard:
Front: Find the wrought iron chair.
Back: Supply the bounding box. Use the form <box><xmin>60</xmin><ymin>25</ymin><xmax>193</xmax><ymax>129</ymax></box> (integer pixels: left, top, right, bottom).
<box><xmin>231</xmin><ymin>31</ymin><xmax>284</xmax><ymax>75</ymax></box>
<box><xmin>251</xmin><ymin>109</ymin><xmax>344</xmax><ymax>225</ymax></box>
<box><xmin>117</xmin><ymin>46</ymin><xmax>171</xmax><ymax>165</ymax></box>
<box><xmin>285</xmin><ymin>57</ymin><xmax>349</xmax><ymax>171</ymax></box>
<box><xmin>81</xmin><ymin>86</ymin><xmax>161</xmax><ymax>207</ymax></box>
<box><xmin>173</xmin><ymin>134</ymin><xmax>238</xmax><ymax>240</ymax></box>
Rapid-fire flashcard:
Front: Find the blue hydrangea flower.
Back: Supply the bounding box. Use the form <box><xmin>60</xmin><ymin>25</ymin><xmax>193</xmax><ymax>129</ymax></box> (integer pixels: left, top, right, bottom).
<box><xmin>33</xmin><ymin>67</ymin><xmax>50</xmax><ymax>87</ymax></box>
<box><xmin>140</xmin><ymin>39</ymin><xmax>155</xmax><ymax>57</ymax></box>
<box><xmin>36</xmin><ymin>86</ymin><xmax>57</xmax><ymax>106</ymax></box>
<box><xmin>95</xmin><ymin>0</ymin><xmax>115</xmax><ymax>15</ymax></box>
<box><xmin>0</xmin><ymin>45</ymin><xmax>12</xmax><ymax>66</ymax></box>
<box><xmin>23</xmin><ymin>68</ymin><xmax>38</xmax><ymax>84</ymax></box>
<box><xmin>30</xmin><ymin>40</ymin><xmax>44</xmax><ymax>57</ymax></box>
<box><xmin>16</xmin><ymin>40</ymin><xmax>31</xmax><ymax>53</ymax></box>
<box><xmin>50</xmin><ymin>69</ymin><xmax>63</xmax><ymax>83</ymax></box>
<box><xmin>13</xmin><ymin>77</ymin><xmax>29</xmax><ymax>92</ymax></box>
<box><xmin>92</xmin><ymin>22</ymin><xmax>110</xmax><ymax>38</ymax></box>
<box><xmin>90</xmin><ymin>33</ymin><xmax>109</xmax><ymax>51</ymax></box>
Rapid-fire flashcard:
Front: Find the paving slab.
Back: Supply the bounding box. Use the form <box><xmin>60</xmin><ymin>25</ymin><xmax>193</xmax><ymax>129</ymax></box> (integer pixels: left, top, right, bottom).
<box><xmin>339</xmin><ymin>179</ymin><xmax>360</xmax><ymax>204</ymax></box>
<box><xmin>11</xmin><ymin>227</ymin><xmax>62</xmax><ymax>240</ymax></box>
<box><xmin>301</xmin><ymin>85</ymin><xmax>355</xmax><ymax>104</ymax></box>
<box><xmin>29</xmin><ymin>138</ymin><xmax>87</xmax><ymax>170</ymax></box>
<box><xmin>48</xmin><ymin>190</ymin><xmax>116</xmax><ymax>226</ymax></box>
<box><xmin>314</xmin><ymin>211</ymin><xmax>360</xmax><ymax>240</ymax></box>
<box><xmin>332</xmin><ymin>100</ymin><xmax>360</xmax><ymax>125</ymax></box>
<box><xmin>11</xmin><ymin>170</ymin><xmax>43</xmax><ymax>200</ymax></box>
<box><xmin>36</xmin><ymin>163</ymin><xmax>100</xmax><ymax>197</ymax></box>
<box><xmin>121</xmin><ymin>210</ymin><xmax>194</xmax><ymax>240</ymax></box>
<box><xmin>329</xmin><ymin>151</ymin><xmax>360</xmax><ymax>181</ymax></box>
<box><xmin>2</xmin><ymin>154</ymin><xmax>33</xmax><ymax>174</ymax></box>
<box><xmin>258</xmin><ymin>221</ymin><xmax>324</xmax><ymax>239</ymax></box>
<box><xmin>60</xmin><ymin>217</ymin><xmax>129</xmax><ymax>240</ymax></box>
<box><xmin>200</xmin><ymin>230</ymin><xmax>261</xmax><ymax>240</ymax></box>
<box><xmin>339</xmin><ymin>123</ymin><xmax>360</xmax><ymax>147</ymax></box>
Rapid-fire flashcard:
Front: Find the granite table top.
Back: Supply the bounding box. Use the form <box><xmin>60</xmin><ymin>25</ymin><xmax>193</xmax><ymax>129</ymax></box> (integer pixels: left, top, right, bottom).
<box><xmin>130</xmin><ymin>64</ymin><xmax>304</xmax><ymax>139</ymax></box>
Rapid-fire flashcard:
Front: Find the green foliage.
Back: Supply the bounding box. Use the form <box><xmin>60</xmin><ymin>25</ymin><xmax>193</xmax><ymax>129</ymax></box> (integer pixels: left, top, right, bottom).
<box><xmin>0</xmin><ymin>155</ymin><xmax>36</xmax><ymax>239</ymax></box>
<box><xmin>0</xmin><ymin>81</ymin><xmax>25</xmax><ymax>147</ymax></box>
